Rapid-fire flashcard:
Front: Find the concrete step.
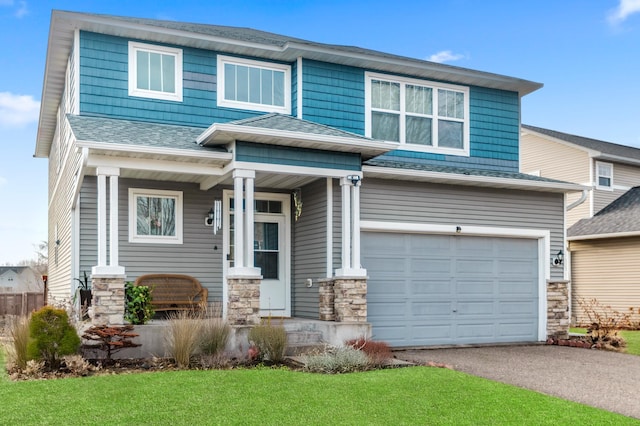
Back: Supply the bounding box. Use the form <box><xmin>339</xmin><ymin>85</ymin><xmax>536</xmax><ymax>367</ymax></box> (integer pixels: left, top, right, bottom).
<box><xmin>286</xmin><ymin>330</ymin><xmax>324</xmax><ymax>345</ymax></box>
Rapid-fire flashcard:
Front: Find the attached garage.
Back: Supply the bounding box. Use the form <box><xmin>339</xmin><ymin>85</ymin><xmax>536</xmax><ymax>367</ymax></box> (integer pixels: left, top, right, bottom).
<box><xmin>363</xmin><ymin>232</ymin><xmax>541</xmax><ymax>347</ymax></box>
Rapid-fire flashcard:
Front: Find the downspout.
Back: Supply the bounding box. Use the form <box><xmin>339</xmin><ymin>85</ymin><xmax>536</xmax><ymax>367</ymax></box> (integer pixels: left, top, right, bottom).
<box><xmin>566</xmin><ymin>189</ymin><xmax>588</xmax><ymax>211</ymax></box>
<box><xmin>564</xmin><ymin>188</ymin><xmax>588</xmax><ymax>326</ymax></box>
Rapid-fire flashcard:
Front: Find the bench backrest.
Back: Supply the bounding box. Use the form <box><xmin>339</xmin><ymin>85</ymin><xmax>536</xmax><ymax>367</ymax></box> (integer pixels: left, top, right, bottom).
<box><xmin>133</xmin><ymin>274</ymin><xmax>207</xmax><ymax>302</ymax></box>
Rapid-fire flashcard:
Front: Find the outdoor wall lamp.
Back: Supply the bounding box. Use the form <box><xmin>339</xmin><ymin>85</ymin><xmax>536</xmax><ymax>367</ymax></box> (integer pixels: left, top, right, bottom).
<box><xmin>346</xmin><ymin>174</ymin><xmax>362</xmax><ymax>186</ymax></box>
<box><xmin>205</xmin><ymin>208</ymin><xmax>215</xmax><ymax>226</ymax></box>
<box><xmin>205</xmin><ymin>200</ymin><xmax>222</xmax><ymax>234</ymax></box>
<box><xmin>552</xmin><ymin>250</ymin><xmax>564</xmax><ymax>266</ymax></box>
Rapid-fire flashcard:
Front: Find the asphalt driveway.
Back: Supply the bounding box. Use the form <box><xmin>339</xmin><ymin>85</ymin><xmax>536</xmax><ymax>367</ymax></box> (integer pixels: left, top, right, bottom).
<box><xmin>394</xmin><ymin>345</ymin><xmax>640</xmax><ymax>420</ymax></box>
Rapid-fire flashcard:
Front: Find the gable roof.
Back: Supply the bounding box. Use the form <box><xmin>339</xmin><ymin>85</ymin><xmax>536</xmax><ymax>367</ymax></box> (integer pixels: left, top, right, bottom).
<box><xmin>0</xmin><ymin>266</ymin><xmax>28</xmax><ymax>276</ymax></box>
<box><xmin>522</xmin><ymin>124</ymin><xmax>640</xmax><ymax>165</ymax></box>
<box><xmin>568</xmin><ymin>186</ymin><xmax>640</xmax><ymax>240</ymax></box>
<box><xmin>36</xmin><ymin>10</ymin><xmax>543</xmax><ymax>157</ymax></box>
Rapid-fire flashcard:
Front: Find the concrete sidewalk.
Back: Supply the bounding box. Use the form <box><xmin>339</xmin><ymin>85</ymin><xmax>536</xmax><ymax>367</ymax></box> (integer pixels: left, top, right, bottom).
<box><xmin>395</xmin><ymin>345</ymin><xmax>640</xmax><ymax>420</ymax></box>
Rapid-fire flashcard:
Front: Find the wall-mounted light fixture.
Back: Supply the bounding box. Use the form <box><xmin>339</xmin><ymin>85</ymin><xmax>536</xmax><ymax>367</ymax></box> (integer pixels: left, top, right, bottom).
<box><xmin>552</xmin><ymin>250</ymin><xmax>564</xmax><ymax>267</ymax></box>
<box><xmin>346</xmin><ymin>174</ymin><xmax>362</xmax><ymax>186</ymax></box>
<box><xmin>455</xmin><ymin>226</ymin><xmax>462</xmax><ymax>233</ymax></box>
<box><xmin>205</xmin><ymin>200</ymin><xmax>222</xmax><ymax>234</ymax></box>
<box><xmin>205</xmin><ymin>208</ymin><xmax>215</xmax><ymax>226</ymax></box>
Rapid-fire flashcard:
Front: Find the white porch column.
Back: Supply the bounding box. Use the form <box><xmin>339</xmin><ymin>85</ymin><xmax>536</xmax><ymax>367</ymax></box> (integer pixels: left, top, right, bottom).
<box><xmin>96</xmin><ymin>174</ymin><xmax>107</xmax><ymax>267</ymax></box>
<box><xmin>109</xmin><ymin>174</ymin><xmax>119</xmax><ymax>267</ymax></box>
<box><xmin>351</xmin><ymin>179</ymin><xmax>361</xmax><ymax>270</ymax></box>
<box><xmin>245</xmin><ymin>175</ymin><xmax>255</xmax><ymax>269</ymax></box>
<box><xmin>229</xmin><ymin>169</ymin><xmax>260</xmax><ymax>277</ymax></box>
<box><xmin>92</xmin><ymin>167</ymin><xmax>124</xmax><ymax>276</ymax></box>
<box><xmin>233</xmin><ymin>173</ymin><xmax>245</xmax><ymax>269</ymax></box>
<box><xmin>326</xmin><ymin>178</ymin><xmax>333</xmax><ymax>277</ymax></box>
<box><xmin>340</xmin><ymin>177</ymin><xmax>351</xmax><ymax>272</ymax></box>
<box><xmin>336</xmin><ymin>174</ymin><xmax>366</xmax><ymax>278</ymax></box>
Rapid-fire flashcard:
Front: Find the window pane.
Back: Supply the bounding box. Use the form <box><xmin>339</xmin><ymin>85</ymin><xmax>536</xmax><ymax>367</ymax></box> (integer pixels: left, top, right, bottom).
<box><xmin>136</xmin><ymin>196</ymin><xmax>150</xmax><ymax>235</ymax></box>
<box><xmin>406</xmin><ymin>116</ymin><xmax>432</xmax><ymax>145</ymax></box>
<box><xmin>255</xmin><ymin>200</ymin><xmax>268</xmax><ymax>213</ymax></box>
<box><xmin>438</xmin><ymin>89</ymin><xmax>464</xmax><ymax>119</ymax></box>
<box><xmin>149</xmin><ymin>52</ymin><xmax>162</xmax><ymax>92</ymax></box>
<box><xmin>254</xmin><ymin>252</ymin><xmax>278</xmax><ymax>279</ymax></box>
<box><xmin>599</xmin><ymin>176</ymin><xmax>611</xmax><ymax>187</ymax></box>
<box><xmin>225</xmin><ymin>63</ymin><xmax>236</xmax><ymax>101</ymax></box>
<box><xmin>261</xmin><ymin>69</ymin><xmax>273</xmax><ymax>105</ymax></box>
<box><xmin>372</xmin><ymin>111</ymin><xmax>400</xmax><ymax>141</ymax></box>
<box><xmin>162</xmin><ymin>54</ymin><xmax>175</xmax><ymax>93</ymax></box>
<box><xmin>236</xmin><ymin>65</ymin><xmax>249</xmax><ymax>102</ymax></box>
<box><xmin>406</xmin><ymin>85</ymin><xmax>432</xmax><ymax>115</ymax></box>
<box><xmin>273</xmin><ymin>70</ymin><xmax>284</xmax><ymax>106</ymax></box>
<box><xmin>372</xmin><ymin>80</ymin><xmax>399</xmax><ymax>111</ymax></box>
<box><xmin>249</xmin><ymin>67</ymin><xmax>261</xmax><ymax>104</ymax></box>
<box><xmin>438</xmin><ymin>120</ymin><xmax>463</xmax><ymax>149</ymax></box>
<box><xmin>136</xmin><ymin>51</ymin><xmax>149</xmax><ymax>90</ymax></box>
<box><xmin>255</xmin><ymin>223</ymin><xmax>278</xmax><ymax>250</ymax></box>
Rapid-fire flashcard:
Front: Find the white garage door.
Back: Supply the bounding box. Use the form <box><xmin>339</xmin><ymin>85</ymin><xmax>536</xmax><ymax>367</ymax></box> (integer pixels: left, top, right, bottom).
<box><xmin>363</xmin><ymin>232</ymin><xmax>539</xmax><ymax>347</ymax></box>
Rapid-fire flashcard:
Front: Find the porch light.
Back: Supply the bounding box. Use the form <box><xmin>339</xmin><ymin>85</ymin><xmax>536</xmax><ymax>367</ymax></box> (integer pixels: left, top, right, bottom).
<box><xmin>346</xmin><ymin>175</ymin><xmax>361</xmax><ymax>186</ymax></box>
<box><xmin>552</xmin><ymin>250</ymin><xmax>564</xmax><ymax>266</ymax></box>
<box><xmin>205</xmin><ymin>208</ymin><xmax>215</xmax><ymax>226</ymax></box>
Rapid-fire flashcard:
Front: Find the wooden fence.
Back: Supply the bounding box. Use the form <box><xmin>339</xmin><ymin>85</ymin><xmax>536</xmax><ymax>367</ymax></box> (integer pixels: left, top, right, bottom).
<box><xmin>0</xmin><ymin>292</ymin><xmax>45</xmax><ymax>316</ymax></box>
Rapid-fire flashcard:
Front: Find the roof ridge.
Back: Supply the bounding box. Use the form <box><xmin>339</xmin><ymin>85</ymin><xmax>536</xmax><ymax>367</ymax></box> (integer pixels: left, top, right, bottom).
<box><xmin>523</xmin><ymin>123</ymin><xmax>640</xmax><ymax>153</ymax></box>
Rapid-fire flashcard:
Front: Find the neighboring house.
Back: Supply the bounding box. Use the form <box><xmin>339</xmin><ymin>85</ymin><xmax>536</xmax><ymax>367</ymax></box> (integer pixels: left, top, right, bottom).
<box><xmin>521</xmin><ymin>124</ymin><xmax>640</xmax><ymax>228</ymax></box>
<box><xmin>0</xmin><ymin>267</ymin><xmax>44</xmax><ymax>293</ymax></box>
<box><xmin>521</xmin><ymin>125</ymin><xmax>640</xmax><ymax>324</ymax></box>
<box><xmin>34</xmin><ymin>10</ymin><xmax>581</xmax><ymax>347</ymax></box>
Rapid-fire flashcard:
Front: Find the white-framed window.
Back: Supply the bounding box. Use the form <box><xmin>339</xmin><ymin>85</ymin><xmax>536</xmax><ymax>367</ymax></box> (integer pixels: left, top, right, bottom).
<box><xmin>217</xmin><ymin>55</ymin><xmax>291</xmax><ymax>114</ymax></box>
<box><xmin>596</xmin><ymin>161</ymin><xmax>613</xmax><ymax>190</ymax></box>
<box><xmin>365</xmin><ymin>72</ymin><xmax>470</xmax><ymax>155</ymax></box>
<box><xmin>128</xmin><ymin>42</ymin><xmax>183</xmax><ymax>102</ymax></box>
<box><xmin>129</xmin><ymin>188</ymin><xmax>183</xmax><ymax>244</ymax></box>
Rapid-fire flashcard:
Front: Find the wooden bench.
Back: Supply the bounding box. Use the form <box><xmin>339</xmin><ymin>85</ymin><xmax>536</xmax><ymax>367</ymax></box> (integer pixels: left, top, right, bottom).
<box><xmin>133</xmin><ymin>274</ymin><xmax>208</xmax><ymax>312</ymax></box>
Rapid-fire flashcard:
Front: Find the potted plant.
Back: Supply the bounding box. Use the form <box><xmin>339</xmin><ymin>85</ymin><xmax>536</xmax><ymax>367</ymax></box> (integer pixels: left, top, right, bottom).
<box><xmin>75</xmin><ymin>271</ymin><xmax>92</xmax><ymax>312</ymax></box>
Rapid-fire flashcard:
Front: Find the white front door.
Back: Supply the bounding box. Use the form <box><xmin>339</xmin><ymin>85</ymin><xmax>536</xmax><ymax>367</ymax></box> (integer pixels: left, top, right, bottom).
<box><xmin>223</xmin><ymin>191</ymin><xmax>291</xmax><ymax>317</ymax></box>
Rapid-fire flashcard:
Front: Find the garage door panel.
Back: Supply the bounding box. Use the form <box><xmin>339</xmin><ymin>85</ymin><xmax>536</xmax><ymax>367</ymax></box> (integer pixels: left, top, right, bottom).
<box><xmin>365</xmin><ymin>232</ymin><xmax>539</xmax><ymax>346</ymax></box>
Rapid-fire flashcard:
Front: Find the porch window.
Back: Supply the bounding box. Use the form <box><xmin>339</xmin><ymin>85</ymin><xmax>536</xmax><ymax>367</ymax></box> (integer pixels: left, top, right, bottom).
<box><xmin>128</xmin><ymin>42</ymin><xmax>183</xmax><ymax>102</ymax></box>
<box><xmin>596</xmin><ymin>161</ymin><xmax>613</xmax><ymax>190</ymax></box>
<box><xmin>366</xmin><ymin>72</ymin><xmax>469</xmax><ymax>155</ymax></box>
<box><xmin>217</xmin><ymin>55</ymin><xmax>291</xmax><ymax>114</ymax></box>
<box><xmin>129</xmin><ymin>188</ymin><xmax>183</xmax><ymax>244</ymax></box>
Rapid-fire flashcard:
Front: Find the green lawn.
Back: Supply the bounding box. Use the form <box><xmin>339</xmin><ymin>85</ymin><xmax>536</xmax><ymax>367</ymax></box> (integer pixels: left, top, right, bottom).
<box><xmin>570</xmin><ymin>327</ymin><xmax>640</xmax><ymax>356</ymax></box>
<box><xmin>0</xmin><ymin>351</ymin><xmax>637</xmax><ymax>425</ymax></box>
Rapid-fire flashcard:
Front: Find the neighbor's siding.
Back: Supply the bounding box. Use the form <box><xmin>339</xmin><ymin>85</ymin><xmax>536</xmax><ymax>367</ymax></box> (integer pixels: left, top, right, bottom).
<box><xmin>570</xmin><ymin>237</ymin><xmax>640</xmax><ymax>325</ymax></box>
<box><xmin>78</xmin><ymin>177</ymin><xmax>224</xmax><ymax>301</ymax></box>
<box><xmin>593</xmin><ymin>161</ymin><xmax>640</xmax><ymax>214</ymax></box>
<box><xmin>521</xmin><ymin>131</ymin><xmax>591</xmax><ymax>227</ymax></box>
<box><xmin>360</xmin><ymin>178</ymin><xmax>566</xmax><ymax>281</ymax></box>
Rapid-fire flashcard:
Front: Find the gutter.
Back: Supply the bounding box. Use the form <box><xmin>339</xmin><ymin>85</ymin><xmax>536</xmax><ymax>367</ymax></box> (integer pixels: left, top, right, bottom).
<box><xmin>566</xmin><ymin>189</ymin><xmax>589</xmax><ymax>211</ymax></box>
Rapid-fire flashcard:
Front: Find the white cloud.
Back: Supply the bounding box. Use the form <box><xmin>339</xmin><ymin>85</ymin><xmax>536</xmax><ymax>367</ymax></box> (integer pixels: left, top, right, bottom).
<box><xmin>427</xmin><ymin>50</ymin><xmax>465</xmax><ymax>64</ymax></box>
<box><xmin>0</xmin><ymin>176</ymin><xmax>7</xmax><ymax>186</ymax></box>
<box><xmin>0</xmin><ymin>0</ymin><xmax>28</xmax><ymax>18</ymax></box>
<box><xmin>0</xmin><ymin>92</ymin><xmax>40</xmax><ymax>127</ymax></box>
<box><xmin>608</xmin><ymin>0</ymin><xmax>640</xmax><ymax>24</ymax></box>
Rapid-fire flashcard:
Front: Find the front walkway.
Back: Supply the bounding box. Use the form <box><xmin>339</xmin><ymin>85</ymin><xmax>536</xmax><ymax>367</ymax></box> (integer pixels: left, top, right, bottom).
<box><xmin>395</xmin><ymin>345</ymin><xmax>640</xmax><ymax>419</ymax></box>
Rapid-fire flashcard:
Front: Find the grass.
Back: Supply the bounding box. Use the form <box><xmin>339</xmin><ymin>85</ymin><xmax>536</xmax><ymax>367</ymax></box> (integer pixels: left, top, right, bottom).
<box><xmin>0</xmin><ymin>350</ymin><xmax>637</xmax><ymax>425</ymax></box>
<box><xmin>571</xmin><ymin>327</ymin><xmax>640</xmax><ymax>356</ymax></box>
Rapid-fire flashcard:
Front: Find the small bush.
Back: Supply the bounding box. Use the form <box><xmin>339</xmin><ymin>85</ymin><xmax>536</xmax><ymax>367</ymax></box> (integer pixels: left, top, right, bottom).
<box><xmin>200</xmin><ymin>303</ymin><xmax>231</xmax><ymax>356</ymax></box>
<box><xmin>62</xmin><ymin>354</ymin><xmax>95</xmax><ymax>376</ymax></box>
<box><xmin>302</xmin><ymin>346</ymin><xmax>370</xmax><ymax>374</ymax></box>
<box><xmin>248</xmin><ymin>320</ymin><xmax>288</xmax><ymax>363</ymax></box>
<box><xmin>345</xmin><ymin>337</ymin><xmax>392</xmax><ymax>367</ymax></box>
<box><xmin>27</xmin><ymin>306</ymin><xmax>80</xmax><ymax>369</ymax></box>
<box><xmin>125</xmin><ymin>282</ymin><xmax>154</xmax><ymax>325</ymax></box>
<box><xmin>164</xmin><ymin>310</ymin><xmax>203</xmax><ymax>368</ymax></box>
<box><xmin>578</xmin><ymin>298</ymin><xmax>629</xmax><ymax>351</ymax></box>
<box><xmin>7</xmin><ymin>315</ymin><xmax>30</xmax><ymax>371</ymax></box>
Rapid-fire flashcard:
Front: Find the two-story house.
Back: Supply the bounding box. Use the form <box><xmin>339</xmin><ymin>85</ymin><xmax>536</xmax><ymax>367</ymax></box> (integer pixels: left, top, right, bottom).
<box><xmin>521</xmin><ymin>124</ymin><xmax>640</xmax><ymax>324</ymax></box>
<box><xmin>35</xmin><ymin>10</ymin><xmax>581</xmax><ymax>347</ymax></box>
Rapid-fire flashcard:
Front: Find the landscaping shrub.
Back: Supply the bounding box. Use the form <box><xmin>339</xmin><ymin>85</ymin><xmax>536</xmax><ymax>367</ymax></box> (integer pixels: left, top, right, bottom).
<box><xmin>248</xmin><ymin>319</ymin><xmax>288</xmax><ymax>363</ymax></box>
<box><xmin>6</xmin><ymin>315</ymin><xmax>30</xmax><ymax>371</ymax></box>
<box><xmin>578</xmin><ymin>298</ymin><xmax>629</xmax><ymax>351</ymax></box>
<box><xmin>125</xmin><ymin>282</ymin><xmax>154</xmax><ymax>325</ymax></box>
<box><xmin>302</xmin><ymin>346</ymin><xmax>370</xmax><ymax>374</ymax></box>
<box><xmin>164</xmin><ymin>310</ymin><xmax>203</xmax><ymax>368</ymax></box>
<box><xmin>345</xmin><ymin>337</ymin><xmax>392</xmax><ymax>367</ymax></box>
<box><xmin>26</xmin><ymin>306</ymin><xmax>80</xmax><ymax>369</ymax></box>
<box><xmin>200</xmin><ymin>303</ymin><xmax>230</xmax><ymax>356</ymax></box>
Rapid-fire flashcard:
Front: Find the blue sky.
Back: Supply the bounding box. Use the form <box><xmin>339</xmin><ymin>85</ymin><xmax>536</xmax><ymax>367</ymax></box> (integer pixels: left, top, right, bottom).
<box><xmin>1</xmin><ymin>0</ymin><xmax>640</xmax><ymax>264</ymax></box>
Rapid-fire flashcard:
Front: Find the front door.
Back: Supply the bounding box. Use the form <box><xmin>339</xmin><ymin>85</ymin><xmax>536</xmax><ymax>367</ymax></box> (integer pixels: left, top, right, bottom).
<box><xmin>223</xmin><ymin>191</ymin><xmax>291</xmax><ymax>317</ymax></box>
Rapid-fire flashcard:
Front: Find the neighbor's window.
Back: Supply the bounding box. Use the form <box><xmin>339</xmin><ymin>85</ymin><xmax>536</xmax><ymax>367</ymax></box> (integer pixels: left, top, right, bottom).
<box><xmin>129</xmin><ymin>188</ymin><xmax>183</xmax><ymax>244</ymax></box>
<box><xmin>128</xmin><ymin>42</ymin><xmax>183</xmax><ymax>102</ymax></box>
<box><xmin>596</xmin><ymin>162</ymin><xmax>613</xmax><ymax>189</ymax></box>
<box><xmin>217</xmin><ymin>55</ymin><xmax>290</xmax><ymax>114</ymax></box>
<box><xmin>366</xmin><ymin>72</ymin><xmax>469</xmax><ymax>154</ymax></box>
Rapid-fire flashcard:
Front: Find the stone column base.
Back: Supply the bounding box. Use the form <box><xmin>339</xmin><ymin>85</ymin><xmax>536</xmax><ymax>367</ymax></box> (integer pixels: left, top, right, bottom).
<box><xmin>92</xmin><ymin>274</ymin><xmax>126</xmax><ymax>326</ymax></box>
<box><xmin>334</xmin><ymin>277</ymin><xmax>367</xmax><ymax>322</ymax></box>
<box><xmin>227</xmin><ymin>277</ymin><xmax>261</xmax><ymax>325</ymax></box>
<box><xmin>547</xmin><ymin>280</ymin><xmax>570</xmax><ymax>340</ymax></box>
<box><xmin>318</xmin><ymin>278</ymin><xmax>335</xmax><ymax>321</ymax></box>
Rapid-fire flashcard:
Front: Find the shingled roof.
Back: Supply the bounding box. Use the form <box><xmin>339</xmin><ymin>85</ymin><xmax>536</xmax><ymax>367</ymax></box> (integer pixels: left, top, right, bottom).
<box><xmin>568</xmin><ymin>186</ymin><xmax>640</xmax><ymax>239</ymax></box>
<box><xmin>522</xmin><ymin>124</ymin><xmax>640</xmax><ymax>163</ymax></box>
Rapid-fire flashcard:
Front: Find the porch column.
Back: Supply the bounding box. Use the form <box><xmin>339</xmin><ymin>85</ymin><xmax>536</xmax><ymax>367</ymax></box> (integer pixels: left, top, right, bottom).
<box><xmin>92</xmin><ymin>167</ymin><xmax>125</xmax><ymax>326</ymax></box>
<box><xmin>233</xmin><ymin>172</ymin><xmax>245</xmax><ymax>269</ymax></box>
<box><xmin>336</xmin><ymin>175</ymin><xmax>366</xmax><ymax>278</ymax></box>
<box><xmin>245</xmin><ymin>176</ymin><xmax>255</xmax><ymax>269</ymax></box>
<box><xmin>339</xmin><ymin>177</ymin><xmax>352</xmax><ymax>271</ymax></box>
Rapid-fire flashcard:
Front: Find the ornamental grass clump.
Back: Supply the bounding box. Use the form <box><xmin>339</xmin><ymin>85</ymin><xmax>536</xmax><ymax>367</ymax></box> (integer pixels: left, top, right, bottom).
<box><xmin>6</xmin><ymin>315</ymin><xmax>30</xmax><ymax>371</ymax></box>
<box><xmin>302</xmin><ymin>345</ymin><xmax>370</xmax><ymax>374</ymax></box>
<box><xmin>200</xmin><ymin>303</ymin><xmax>231</xmax><ymax>356</ymax></box>
<box><xmin>164</xmin><ymin>310</ymin><xmax>203</xmax><ymax>368</ymax></box>
<box><xmin>26</xmin><ymin>306</ymin><xmax>80</xmax><ymax>369</ymax></box>
<box><xmin>248</xmin><ymin>319</ymin><xmax>288</xmax><ymax>363</ymax></box>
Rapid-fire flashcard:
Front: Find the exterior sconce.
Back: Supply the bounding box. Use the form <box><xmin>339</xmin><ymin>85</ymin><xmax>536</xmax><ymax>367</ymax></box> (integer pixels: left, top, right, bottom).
<box><xmin>205</xmin><ymin>208</ymin><xmax>215</xmax><ymax>226</ymax></box>
<box><xmin>346</xmin><ymin>174</ymin><xmax>361</xmax><ymax>186</ymax></box>
<box><xmin>552</xmin><ymin>250</ymin><xmax>564</xmax><ymax>267</ymax></box>
<box><xmin>205</xmin><ymin>200</ymin><xmax>222</xmax><ymax>234</ymax></box>
<box><xmin>455</xmin><ymin>226</ymin><xmax>462</xmax><ymax>233</ymax></box>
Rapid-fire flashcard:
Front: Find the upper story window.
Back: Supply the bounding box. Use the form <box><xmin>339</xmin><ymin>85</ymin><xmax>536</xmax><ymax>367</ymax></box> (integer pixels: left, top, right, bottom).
<box><xmin>217</xmin><ymin>55</ymin><xmax>291</xmax><ymax>114</ymax></box>
<box><xmin>596</xmin><ymin>161</ymin><xmax>613</xmax><ymax>190</ymax></box>
<box><xmin>128</xmin><ymin>42</ymin><xmax>183</xmax><ymax>102</ymax></box>
<box><xmin>365</xmin><ymin>72</ymin><xmax>470</xmax><ymax>155</ymax></box>
<box><xmin>129</xmin><ymin>188</ymin><xmax>183</xmax><ymax>244</ymax></box>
